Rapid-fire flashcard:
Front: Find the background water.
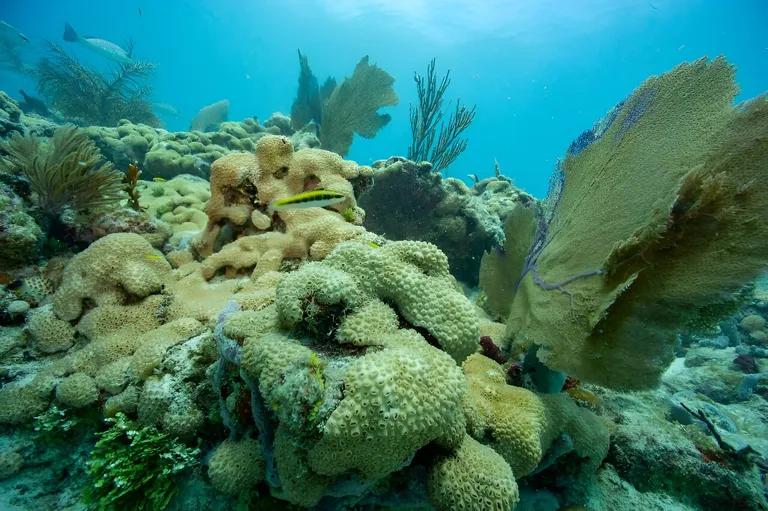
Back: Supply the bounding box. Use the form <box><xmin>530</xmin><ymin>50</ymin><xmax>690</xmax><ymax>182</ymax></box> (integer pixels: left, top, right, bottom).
<box><xmin>1</xmin><ymin>0</ymin><xmax>766</xmax><ymax>196</ymax></box>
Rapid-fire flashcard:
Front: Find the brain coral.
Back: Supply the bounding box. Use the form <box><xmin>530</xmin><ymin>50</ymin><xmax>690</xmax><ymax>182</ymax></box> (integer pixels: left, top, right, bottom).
<box><xmin>278</xmin><ymin>240</ymin><xmax>479</xmax><ymax>362</ymax></box>
<box><xmin>462</xmin><ymin>354</ymin><xmax>609</xmax><ymax>478</ymax></box>
<box><xmin>428</xmin><ymin>434</ymin><xmax>519</xmax><ymax>511</ymax></box>
<box><xmin>27</xmin><ymin>305</ymin><xmax>76</xmax><ymax>353</ymax></box>
<box><xmin>52</xmin><ymin>233</ymin><xmax>172</xmax><ymax>321</ymax></box>
<box><xmin>207</xmin><ymin>437</ymin><xmax>265</xmax><ymax>496</ymax></box>
<box><xmin>56</xmin><ymin>372</ymin><xmax>99</xmax><ymax>408</ymax></box>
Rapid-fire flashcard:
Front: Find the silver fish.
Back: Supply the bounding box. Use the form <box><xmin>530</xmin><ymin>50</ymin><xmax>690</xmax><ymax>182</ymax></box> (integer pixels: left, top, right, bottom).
<box><xmin>0</xmin><ymin>20</ymin><xmax>29</xmax><ymax>46</ymax></box>
<box><xmin>190</xmin><ymin>99</ymin><xmax>229</xmax><ymax>132</ymax></box>
<box><xmin>63</xmin><ymin>22</ymin><xmax>132</xmax><ymax>64</ymax></box>
<box><xmin>0</xmin><ymin>21</ymin><xmax>31</xmax><ymax>74</ymax></box>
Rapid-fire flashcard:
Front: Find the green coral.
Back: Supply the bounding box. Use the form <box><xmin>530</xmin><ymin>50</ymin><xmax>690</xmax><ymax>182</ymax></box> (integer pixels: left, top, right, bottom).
<box><xmin>83</xmin><ymin>412</ymin><xmax>199</xmax><ymax>511</ymax></box>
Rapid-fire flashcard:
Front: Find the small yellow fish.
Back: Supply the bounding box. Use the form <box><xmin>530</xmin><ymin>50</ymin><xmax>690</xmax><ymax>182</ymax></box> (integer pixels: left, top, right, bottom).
<box><xmin>152</xmin><ymin>177</ymin><xmax>167</xmax><ymax>182</ymax></box>
<box><xmin>143</xmin><ymin>252</ymin><xmax>165</xmax><ymax>262</ymax></box>
<box><xmin>367</xmin><ymin>241</ymin><xmax>381</xmax><ymax>249</ymax></box>
<box><xmin>268</xmin><ymin>189</ymin><xmax>346</xmax><ymax>213</ymax></box>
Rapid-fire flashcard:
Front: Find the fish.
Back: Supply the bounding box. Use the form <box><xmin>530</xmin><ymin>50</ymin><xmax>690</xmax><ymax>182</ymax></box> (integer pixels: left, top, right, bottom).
<box><xmin>152</xmin><ymin>102</ymin><xmax>179</xmax><ymax>117</ymax></box>
<box><xmin>0</xmin><ymin>21</ymin><xmax>31</xmax><ymax>73</ymax></box>
<box><xmin>0</xmin><ymin>20</ymin><xmax>29</xmax><ymax>45</ymax></box>
<box><xmin>267</xmin><ymin>189</ymin><xmax>346</xmax><ymax>213</ymax></box>
<box><xmin>152</xmin><ymin>177</ymin><xmax>166</xmax><ymax>182</ymax></box>
<box><xmin>143</xmin><ymin>252</ymin><xmax>165</xmax><ymax>263</ymax></box>
<box><xmin>189</xmin><ymin>99</ymin><xmax>229</xmax><ymax>132</ymax></box>
<box><xmin>62</xmin><ymin>22</ymin><xmax>132</xmax><ymax>64</ymax></box>
<box><xmin>18</xmin><ymin>90</ymin><xmax>49</xmax><ymax>116</ymax></box>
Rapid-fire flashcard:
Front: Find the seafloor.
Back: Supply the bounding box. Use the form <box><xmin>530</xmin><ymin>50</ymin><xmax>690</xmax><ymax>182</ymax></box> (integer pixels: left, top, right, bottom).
<box><xmin>0</xmin><ymin>56</ymin><xmax>767</xmax><ymax>511</ymax></box>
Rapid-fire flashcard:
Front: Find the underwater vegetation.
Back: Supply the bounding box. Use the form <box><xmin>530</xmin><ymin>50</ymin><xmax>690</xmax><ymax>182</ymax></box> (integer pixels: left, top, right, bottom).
<box><xmin>289</xmin><ymin>52</ymin><xmax>398</xmax><ymax>156</ymax></box>
<box><xmin>0</xmin><ymin>55</ymin><xmax>766</xmax><ymax>511</ymax></box>
<box><xmin>0</xmin><ymin>126</ymin><xmax>125</xmax><ymax>243</ymax></box>
<box><xmin>408</xmin><ymin>58</ymin><xmax>476</xmax><ymax>173</ymax></box>
<box><xmin>36</xmin><ymin>43</ymin><xmax>159</xmax><ymax>127</ymax></box>
<box><xmin>83</xmin><ymin>412</ymin><xmax>199</xmax><ymax>511</ymax></box>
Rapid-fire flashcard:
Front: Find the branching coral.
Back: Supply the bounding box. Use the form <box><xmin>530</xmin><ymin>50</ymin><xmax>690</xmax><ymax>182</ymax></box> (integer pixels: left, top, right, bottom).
<box><xmin>0</xmin><ymin>126</ymin><xmax>125</xmax><ymax>228</ymax></box>
<box><xmin>408</xmin><ymin>59</ymin><xmax>476</xmax><ymax>172</ymax></box>
<box><xmin>37</xmin><ymin>43</ymin><xmax>159</xmax><ymax>127</ymax></box>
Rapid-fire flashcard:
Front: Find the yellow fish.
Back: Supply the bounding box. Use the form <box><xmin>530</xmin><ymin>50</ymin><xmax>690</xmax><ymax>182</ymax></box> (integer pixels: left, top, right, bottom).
<box><xmin>268</xmin><ymin>189</ymin><xmax>346</xmax><ymax>213</ymax></box>
<box><xmin>152</xmin><ymin>177</ymin><xmax>167</xmax><ymax>183</ymax></box>
<box><xmin>143</xmin><ymin>252</ymin><xmax>165</xmax><ymax>262</ymax></box>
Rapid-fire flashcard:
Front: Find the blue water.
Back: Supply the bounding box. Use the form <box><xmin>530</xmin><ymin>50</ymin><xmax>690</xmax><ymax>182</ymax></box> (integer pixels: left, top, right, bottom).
<box><xmin>2</xmin><ymin>0</ymin><xmax>766</xmax><ymax>196</ymax></box>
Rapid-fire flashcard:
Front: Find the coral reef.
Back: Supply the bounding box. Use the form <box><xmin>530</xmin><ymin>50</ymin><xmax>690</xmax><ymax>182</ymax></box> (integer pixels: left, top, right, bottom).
<box><xmin>359</xmin><ymin>157</ymin><xmax>532</xmax><ymax>285</ymax></box>
<box><xmin>1</xmin><ymin>56</ymin><xmax>767</xmax><ymax>511</ymax></box>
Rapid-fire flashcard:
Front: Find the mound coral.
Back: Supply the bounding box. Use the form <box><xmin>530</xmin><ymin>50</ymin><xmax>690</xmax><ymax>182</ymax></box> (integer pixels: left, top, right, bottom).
<box><xmin>486</xmin><ymin>57</ymin><xmax>768</xmax><ymax>389</ymax></box>
<box><xmin>84</xmin><ymin>115</ymin><xmax>316</xmax><ymax>180</ymax></box>
<box><xmin>360</xmin><ymin>157</ymin><xmax>531</xmax><ymax>285</ymax></box>
<box><xmin>427</xmin><ymin>434</ymin><xmax>519</xmax><ymax>511</ymax></box>
<box><xmin>207</xmin><ymin>437</ymin><xmax>265</xmax><ymax>495</ymax></box>
<box><xmin>462</xmin><ymin>354</ymin><xmax>609</xmax><ymax>477</ymax></box>
<box><xmin>195</xmin><ymin>134</ymin><xmax>373</xmax><ymax>277</ymax></box>
<box><xmin>52</xmin><ymin>233</ymin><xmax>171</xmax><ymax>321</ymax></box>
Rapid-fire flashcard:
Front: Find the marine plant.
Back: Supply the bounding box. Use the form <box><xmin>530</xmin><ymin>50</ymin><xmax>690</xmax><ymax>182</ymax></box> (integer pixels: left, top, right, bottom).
<box><xmin>124</xmin><ymin>161</ymin><xmax>145</xmax><ymax>211</ymax></box>
<box><xmin>36</xmin><ymin>43</ymin><xmax>159</xmax><ymax>127</ymax></box>
<box><xmin>82</xmin><ymin>412</ymin><xmax>199</xmax><ymax>511</ymax></box>
<box><xmin>0</xmin><ymin>125</ymin><xmax>125</xmax><ymax>229</ymax></box>
<box><xmin>289</xmin><ymin>52</ymin><xmax>397</xmax><ymax>156</ymax></box>
<box><xmin>408</xmin><ymin>58</ymin><xmax>476</xmax><ymax>172</ymax></box>
<box><xmin>481</xmin><ymin>57</ymin><xmax>768</xmax><ymax>389</ymax></box>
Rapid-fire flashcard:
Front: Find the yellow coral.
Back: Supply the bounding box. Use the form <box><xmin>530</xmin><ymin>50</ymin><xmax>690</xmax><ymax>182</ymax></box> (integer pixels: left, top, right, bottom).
<box><xmin>196</xmin><ymin>135</ymin><xmax>372</xmax><ymax>278</ymax></box>
<box><xmin>462</xmin><ymin>354</ymin><xmax>609</xmax><ymax>478</ymax></box>
<box><xmin>207</xmin><ymin>437</ymin><xmax>265</xmax><ymax>496</ymax></box>
<box><xmin>428</xmin><ymin>434</ymin><xmax>519</xmax><ymax>511</ymax></box>
<box><xmin>52</xmin><ymin>233</ymin><xmax>171</xmax><ymax>321</ymax></box>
